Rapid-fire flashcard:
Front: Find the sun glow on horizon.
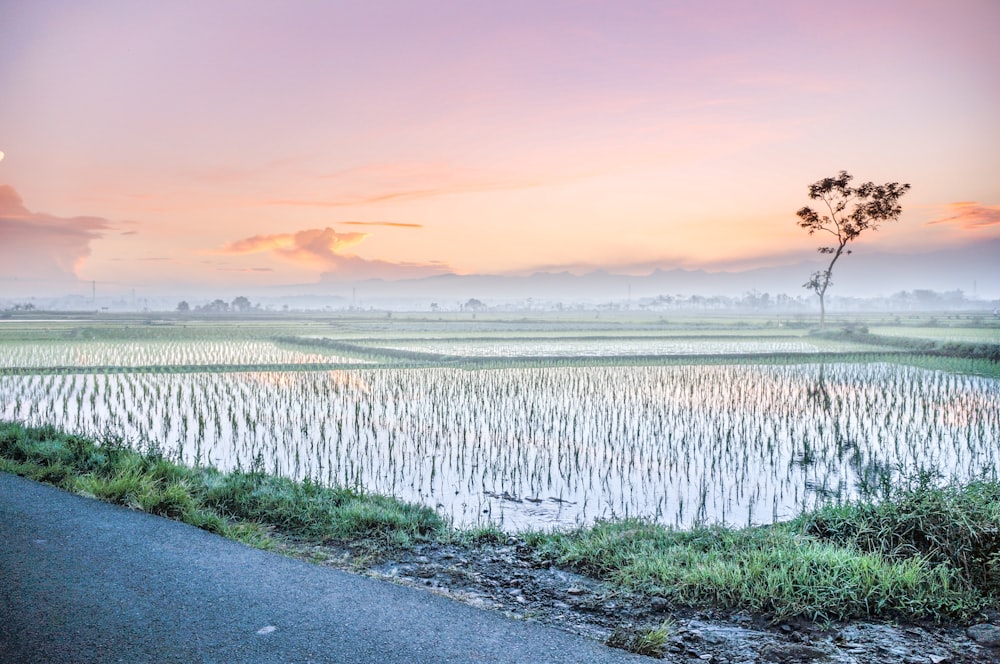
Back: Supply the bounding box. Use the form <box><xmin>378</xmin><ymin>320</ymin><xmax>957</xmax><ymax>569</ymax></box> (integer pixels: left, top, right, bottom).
<box><xmin>0</xmin><ymin>1</ymin><xmax>997</xmax><ymax>296</ymax></box>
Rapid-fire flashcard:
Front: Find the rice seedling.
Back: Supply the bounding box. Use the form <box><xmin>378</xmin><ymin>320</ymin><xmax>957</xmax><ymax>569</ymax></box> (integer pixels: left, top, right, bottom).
<box><xmin>2</xmin><ymin>359</ymin><xmax>996</xmax><ymax>530</ymax></box>
<box><xmin>0</xmin><ymin>339</ymin><xmax>368</xmax><ymax>369</ymax></box>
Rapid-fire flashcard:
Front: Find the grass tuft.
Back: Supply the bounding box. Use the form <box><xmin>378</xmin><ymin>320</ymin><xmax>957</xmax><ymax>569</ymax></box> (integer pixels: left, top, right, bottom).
<box><xmin>606</xmin><ymin>620</ymin><xmax>673</xmax><ymax>658</ymax></box>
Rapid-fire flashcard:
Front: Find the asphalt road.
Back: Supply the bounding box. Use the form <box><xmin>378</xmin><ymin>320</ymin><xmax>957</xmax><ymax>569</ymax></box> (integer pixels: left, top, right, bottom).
<box><xmin>0</xmin><ymin>472</ymin><xmax>645</xmax><ymax>663</ymax></box>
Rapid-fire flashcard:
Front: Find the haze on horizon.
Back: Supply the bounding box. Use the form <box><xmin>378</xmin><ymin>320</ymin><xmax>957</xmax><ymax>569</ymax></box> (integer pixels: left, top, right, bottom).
<box><xmin>1</xmin><ymin>0</ymin><xmax>998</xmax><ymax>301</ymax></box>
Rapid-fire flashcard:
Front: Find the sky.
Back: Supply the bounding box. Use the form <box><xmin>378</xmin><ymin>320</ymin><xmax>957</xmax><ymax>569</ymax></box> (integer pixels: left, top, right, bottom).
<box><xmin>1</xmin><ymin>0</ymin><xmax>998</xmax><ymax>298</ymax></box>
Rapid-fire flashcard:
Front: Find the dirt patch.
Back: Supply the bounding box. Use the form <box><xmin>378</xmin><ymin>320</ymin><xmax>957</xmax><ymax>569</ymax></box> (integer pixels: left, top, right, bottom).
<box><xmin>280</xmin><ymin>537</ymin><xmax>999</xmax><ymax>663</ymax></box>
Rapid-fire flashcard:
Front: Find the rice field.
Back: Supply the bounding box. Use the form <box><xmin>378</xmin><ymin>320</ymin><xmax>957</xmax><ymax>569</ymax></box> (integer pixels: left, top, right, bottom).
<box><xmin>345</xmin><ymin>336</ymin><xmax>875</xmax><ymax>358</ymax></box>
<box><xmin>0</xmin><ymin>340</ymin><xmax>369</xmax><ymax>368</ymax></box>
<box><xmin>2</xmin><ymin>315</ymin><xmax>997</xmax><ymax>531</ymax></box>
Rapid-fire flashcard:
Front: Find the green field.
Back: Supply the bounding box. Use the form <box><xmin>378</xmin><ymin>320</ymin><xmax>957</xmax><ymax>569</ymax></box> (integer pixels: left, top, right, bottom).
<box><xmin>869</xmin><ymin>326</ymin><xmax>1000</xmax><ymax>343</ymax></box>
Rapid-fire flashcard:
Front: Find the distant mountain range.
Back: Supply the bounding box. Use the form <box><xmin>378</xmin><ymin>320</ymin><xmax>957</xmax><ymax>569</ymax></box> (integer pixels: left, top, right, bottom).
<box><xmin>10</xmin><ymin>239</ymin><xmax>994</xmax><ymax>310</ymax></box>
<box><xmin>278</xmin><ymin>238</ymin><xmax>1000</xmax><ymax>306</ymax></box>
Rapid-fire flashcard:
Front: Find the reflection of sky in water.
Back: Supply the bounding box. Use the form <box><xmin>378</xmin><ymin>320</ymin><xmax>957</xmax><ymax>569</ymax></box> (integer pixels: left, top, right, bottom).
<box><xmin>2</xmin><ymin>364</ymin><xmax>997</xmax><ymax>531</ymax></box>
<box><xmin>354</xmin><ymin>339</ymin><xmax>871</xmax><ymax>357</ymax></box>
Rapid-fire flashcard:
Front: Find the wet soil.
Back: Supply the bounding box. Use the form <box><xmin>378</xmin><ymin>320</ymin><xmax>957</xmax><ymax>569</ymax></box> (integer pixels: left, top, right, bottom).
<box><xmin>279</xmin><ymin>537</ymin><xmax>999</xmax><ymax>663</ymax></box>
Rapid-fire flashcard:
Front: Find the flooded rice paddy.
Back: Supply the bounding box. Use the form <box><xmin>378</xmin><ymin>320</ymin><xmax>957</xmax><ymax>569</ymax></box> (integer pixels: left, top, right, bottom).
<box><xmin>348</xmin><ymin>337</ymin><xmax>868</xmax><ymax>357</ymax></box>
<box><xmin>0</xmin><ymin>340</ymin><xmax>367</xmax><ymax>368</ymax></box>
<box><xmin>3</xmin><ymin>338</ymin><xmax>997</xmax><ymax>530</ymax></box>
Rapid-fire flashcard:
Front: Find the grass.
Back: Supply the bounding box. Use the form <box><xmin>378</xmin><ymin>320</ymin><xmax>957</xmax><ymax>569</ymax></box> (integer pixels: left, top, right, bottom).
<box><xmin>606</xmin><ymin>620</ymin><xmax>674</xmax><ymax>658</ymax></box>
<box><xmin>815</xmin><ymin>326</ymin><xmax>1000</xmax><ymax>362</ymax></box>
<box><xmin>796</xmin><ymin>472</ymin><xmax>1000</xmax><ymax>597</ymax></box>
<box><xmin>807</xmin><ymin>326</ymin><xmax>1000</xmax><ymax>377</ymax></box>
<box><xmin>1</xmin><ymin>420</ymin><xmax>997</xmax><ymax>624</ymax></box>
<box><xmin>524</xmin><ymin>519</ymin><xmax>986</xmax><ymax>622</ymax></box>
<box><xmin>869</xmin><ymin>326</ymin><xmax>1000</xmax><ymax>344</ymax></box>
<box><xmin>0</xmin><ymin>422</ymin><xmax>444</xmax><ymax>550</ymax></box>
<box><xmin>203</xmin><ymin>470</ymin><xmax>443</xmax><ymax>546</ymax></box>
<box><xmin>523</xmin><ymin>471</ymin><xmax>999</xmax><ymax>622</ymax></box>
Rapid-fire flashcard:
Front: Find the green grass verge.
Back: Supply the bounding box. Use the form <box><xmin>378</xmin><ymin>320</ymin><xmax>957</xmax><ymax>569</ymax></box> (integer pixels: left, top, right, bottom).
<box><xmin>1</xmin><ymin>421</ymin><xmax>996</xmax><ymax>624</ymax></box>
<box><xmin>524</xmin><ymin>473</ymin><xmax>998</xmax><ymax>622</ymax></box>
<box><xmin>796</xmin><ymin>472</ymin><xmax>1000</xmax><ymax>599</ymax></box>
<box><xmin>524</xmin><ymin>519</ymin><xmax>987</xmax><ymax>623</ymax></box>
<box><xmin>0</xmin><ymin>422</ymin><xmax>444</xmax><ymax>550</ymax></box>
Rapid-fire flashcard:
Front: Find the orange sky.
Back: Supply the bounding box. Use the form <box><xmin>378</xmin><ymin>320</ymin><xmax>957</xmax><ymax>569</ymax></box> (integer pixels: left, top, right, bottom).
<box><xmin>1</xmin><ymin>1</ymin><xmax>998</xmax><ymax>297</ymax></box>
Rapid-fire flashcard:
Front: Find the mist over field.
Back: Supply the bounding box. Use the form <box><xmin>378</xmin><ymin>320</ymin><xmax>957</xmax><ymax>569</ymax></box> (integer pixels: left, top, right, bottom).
<box><xmin>4</xmin><ymin>238</ymin><xmax>998</xmax><ymax>313</ymax></box>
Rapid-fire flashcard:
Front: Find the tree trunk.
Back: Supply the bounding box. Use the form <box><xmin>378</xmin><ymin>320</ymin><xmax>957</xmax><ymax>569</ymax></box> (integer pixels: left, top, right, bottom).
<box><xmin>818</xmin><ymin>293</ymin><xmax>826</xmax><ymax>328</ymax></box>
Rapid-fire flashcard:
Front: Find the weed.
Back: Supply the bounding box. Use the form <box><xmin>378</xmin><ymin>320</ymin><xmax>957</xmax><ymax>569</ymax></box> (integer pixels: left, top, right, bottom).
<box><xmin>606</xmin><ymin>620</ymin><xmax>673</xmax><ymax>658</ymax></box>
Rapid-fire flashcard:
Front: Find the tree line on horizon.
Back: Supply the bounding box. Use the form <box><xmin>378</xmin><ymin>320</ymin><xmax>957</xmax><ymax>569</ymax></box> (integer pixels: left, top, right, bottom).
<box><xmin>176</xmin><ymin>296</ymin><xmax>257</xmax><ymax>314</ymax></box>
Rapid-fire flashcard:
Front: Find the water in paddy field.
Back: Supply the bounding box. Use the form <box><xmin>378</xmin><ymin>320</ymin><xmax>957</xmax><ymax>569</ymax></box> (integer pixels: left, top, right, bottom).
<box><xmin>0</xmin><ymin>340</ymin><xmax>371</xmax><ymax>368</ymax></box>
<box><xmin>4</xmin><ymin>361</ymin><xmax>997</xmax><ymax>531</ymax></box>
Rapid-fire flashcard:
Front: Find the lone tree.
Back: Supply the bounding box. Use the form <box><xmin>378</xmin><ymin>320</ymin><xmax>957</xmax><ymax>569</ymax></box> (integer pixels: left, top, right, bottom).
<box><xmin>797</xmin><ymin>170</ymin><xmax>910</xmax><ymax>326</ymax></box>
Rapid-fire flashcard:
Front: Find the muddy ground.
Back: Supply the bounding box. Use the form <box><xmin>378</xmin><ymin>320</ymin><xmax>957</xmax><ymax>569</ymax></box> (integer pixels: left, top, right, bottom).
<box><xmin>276</xmin><ymin>537</ymin><xmax>1000</xmax><ymax>663</ymax></box>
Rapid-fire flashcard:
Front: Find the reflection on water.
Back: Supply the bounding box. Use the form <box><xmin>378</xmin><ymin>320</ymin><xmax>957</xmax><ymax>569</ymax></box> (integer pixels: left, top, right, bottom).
<box><xmin>806</xmin><ymin>364</ymin><xmax>832</xmax><ymax>413</ymax></box>
<box><xmin>2</xmin><ymin>363</ymin><xmax>997</xmax><ymax>531</ymax></box>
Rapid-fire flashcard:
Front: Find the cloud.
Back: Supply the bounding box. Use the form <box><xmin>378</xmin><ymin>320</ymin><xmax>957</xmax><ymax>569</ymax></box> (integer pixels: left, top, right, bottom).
<box><xmin>0</xmin><ymin>185</ymin><xmax>112</xmax><ymax>286</ymax></box>
<box><xmin>220</xmin><ymin>227</ymin><xmax>369</xmax><ymax>269</ymax></box>
<box><xmin>927</xmin><ymin>202</ymin><xmax>1000</xmax><ymax>230</ymax></box>
<box><xmin>269</xmin><ymin>192</ymin><xmax>405</xmax><ymax>207</ymax></box>
<box><xmin>217</xmin><ymin>266</ymin><xmax>274</xmax><ymax>273</ymax></box>
<box><xmin>340</xmin><ymin>221</ymin><xmax>423</xmax><ymax>228</ymax></box>
<box><xmin>263</xmin><ymin>182</ymin><xmax>535</xmax><ymax>208</ymax></box>
<box><xmin>317</xmin><ymin>256</ymin><xmax>451</xmax><ymax>281</ymax></box>
<box><xmin>258</xmin><ymin>160</ymin><xmax>589</xmax><ymax>211</ymax></box>
<box><xmin>219</xmin><ymin>226</ymin><xmax>450</xmax><ymax>280</ymax></box>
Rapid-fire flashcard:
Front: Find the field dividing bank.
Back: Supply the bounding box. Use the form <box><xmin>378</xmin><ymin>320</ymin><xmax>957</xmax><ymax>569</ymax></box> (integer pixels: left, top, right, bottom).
<box><xmin>869</xmin><ymin>326</ymin><xmax>1000</xmax><ymax>344</ymax></box>
<box><xmin>4</xmin><ymin>348</ymin><xmax>998</xmax><ymax>378</ymax></box>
